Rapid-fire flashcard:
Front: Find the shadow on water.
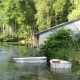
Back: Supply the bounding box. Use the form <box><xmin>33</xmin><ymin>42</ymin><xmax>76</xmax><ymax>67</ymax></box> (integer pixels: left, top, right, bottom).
<box><xmin>0</xmin><ymin>42</ymin><xmax>80</xmax><ymax>80</ymax></box>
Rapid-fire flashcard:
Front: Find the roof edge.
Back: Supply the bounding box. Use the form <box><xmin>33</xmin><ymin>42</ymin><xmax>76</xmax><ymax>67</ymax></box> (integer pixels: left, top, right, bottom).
<box><xmin>34</xmin><ymin>18</ymin><xmax>80</xmax><ymax>35</ymax></box>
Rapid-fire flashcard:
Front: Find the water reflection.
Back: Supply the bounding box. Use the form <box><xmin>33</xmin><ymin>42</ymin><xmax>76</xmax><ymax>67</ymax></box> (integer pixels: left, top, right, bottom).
<box><xmin>50</xmin><ymin>67</ymin><xmax>72</xmax><ymax>74</ymax></box>
<box><xmin>0</xmin><ymin>42</ymin><xmax>80</xmax><ymax>80</ymax></box>
<box><xmin>0</xmin><ymin>42</ymin><xmax>52</xmax><ymax>80</ymax></box>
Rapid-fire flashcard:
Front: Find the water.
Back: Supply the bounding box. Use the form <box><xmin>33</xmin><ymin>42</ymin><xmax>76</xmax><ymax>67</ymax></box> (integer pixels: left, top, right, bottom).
<box><xmin>0</xmin><ymin>42</ymin><xmax>80</xmax><ymax>80</ymax></box>
<box><xmin>0</xmin><ymin>42</ymin><xmax>52</xmax><ymax>80</ymax></box>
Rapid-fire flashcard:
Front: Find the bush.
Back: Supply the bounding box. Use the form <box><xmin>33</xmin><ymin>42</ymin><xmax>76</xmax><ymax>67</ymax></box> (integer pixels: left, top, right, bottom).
<box><xmin>0</xmin><ymin>36</ymin><xmax>3</xmax><ymax>42</ymax></box>
<box><xmin>38</xmin><ymin>28</ymin><xmax>79</xmax><ymax>64</ymax></box>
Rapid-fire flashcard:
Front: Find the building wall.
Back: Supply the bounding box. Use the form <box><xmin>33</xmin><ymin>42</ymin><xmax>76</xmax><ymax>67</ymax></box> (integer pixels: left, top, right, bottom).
<box><xmin>65</xmin><ymin>20</ymin><xmax>80</xmax><ymax>32</ymax></box>
<box><xmin>39</xmin><ymin>31</ymin><xmax>53</xmax><ymax>45</ymax></box>
<box><xmin>33</xmin><ymin>35</ymin><xmax>39</xmax><ymax>47</ymax></box>
<box><xmin>38</xmin><ymin>20</ymin><xmax>80</xmax><ymax>45</ymax></box>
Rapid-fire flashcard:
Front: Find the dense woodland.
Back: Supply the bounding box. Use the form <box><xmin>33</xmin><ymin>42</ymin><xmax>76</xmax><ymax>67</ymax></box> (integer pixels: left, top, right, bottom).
<box><xmin>0</xmin><ymin>0</ymin><xmax>80</xmax><ymax>41</ymax></box>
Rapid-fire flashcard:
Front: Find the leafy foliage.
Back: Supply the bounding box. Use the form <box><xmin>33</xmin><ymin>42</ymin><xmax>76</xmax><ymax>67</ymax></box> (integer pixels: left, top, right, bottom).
<box><xmin>34</xmin><ymin>0</ymin><xmax>73</xmax><ymax>31</ymax></box>
<box><xmin>0</xmin><ymin>0</ymin><xmax>80</xmax><ymax>41</ymax></box>
<box><xmin>34</xmin><ymin>0</ymin><xmax>52</xmax><ymax>31</ymax></box>
<box><xmin>68</xmin><ymin>0</ymin><xmax>80</xmax><ymax>21</ymax></box>
<box><xmin>68</xmin><ymin>4</ymin><xmax>80</xmax><ymax>21</ymax></box>
<box><xmin>0</xmin><ymin>0</ymin><xmax>36</xmax><ymax>41</ymax></box>
<box><xmin>38</xmin><ymin>28</ymin><xmax>80</xmax><ymax>64</ymax></box>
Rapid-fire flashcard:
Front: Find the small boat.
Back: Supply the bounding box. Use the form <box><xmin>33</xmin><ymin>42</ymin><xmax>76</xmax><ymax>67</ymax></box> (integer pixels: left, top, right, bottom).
<box><xmin>50</xmin><ymin>59</ymin><xmax>72</xmax><ymax>68</ymax></box>
<box><xmin>13</xmin><ymin>57</ymin><xmax>47</xmax><ymax>63</ymax></box>
<box><xmin>15</xmin><ymin>60</ymin><xmax>47</xmax><ymax>63</ymax></box>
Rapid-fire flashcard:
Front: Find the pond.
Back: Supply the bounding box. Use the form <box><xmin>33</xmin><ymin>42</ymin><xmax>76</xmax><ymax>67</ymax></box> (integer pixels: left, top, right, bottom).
<box><xmin>0</xmin><ymin>42</ymin><xmax>80</xmax><ymax>80</ymax></box>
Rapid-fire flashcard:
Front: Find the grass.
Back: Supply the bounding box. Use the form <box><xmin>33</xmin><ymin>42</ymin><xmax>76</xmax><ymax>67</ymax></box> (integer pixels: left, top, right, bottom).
<box><xmin>19</xmin><ymin>40</ymin><xmax>33</xmax><ymax>44</ymax></box>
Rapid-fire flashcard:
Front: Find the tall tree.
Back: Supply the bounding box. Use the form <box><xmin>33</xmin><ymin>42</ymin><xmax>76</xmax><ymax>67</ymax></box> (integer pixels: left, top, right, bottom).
<box><xmin>68</xmin><ymin>0</ymin><xmax>80</xmax><ymax>21</ymax></box>
<box><xmin>0</xmin><ymin>0</ymin><xmax>36</xmax><ymax>38</ymax></box>
<box><xmin>52</xmin><ymin>0</ymin><xmax>72</xmax><ymax>25</ymax></box>
<box><xmin>34</xmin><ymin>0</ymin><xmax>72</xmax><ymax>32</ymax></box>
<box><xmin>34</xmin><ymin>0</ymin><xmax>52</xmax><ymax>31</ymax></box>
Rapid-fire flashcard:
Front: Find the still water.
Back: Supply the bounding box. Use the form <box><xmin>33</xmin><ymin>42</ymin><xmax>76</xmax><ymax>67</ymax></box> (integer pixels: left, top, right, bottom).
<box><xmin>0</xmin><ymin>42</ymin><xmax>80</xmax><ymax>80</ymax></box>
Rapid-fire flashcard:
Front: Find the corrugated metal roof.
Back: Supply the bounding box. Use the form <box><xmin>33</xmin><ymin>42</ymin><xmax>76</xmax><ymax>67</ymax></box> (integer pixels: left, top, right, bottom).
<box><xmin>34</xmin><ymin>18</ymin><xmax>80</xmax><ymax>35</ymax></box>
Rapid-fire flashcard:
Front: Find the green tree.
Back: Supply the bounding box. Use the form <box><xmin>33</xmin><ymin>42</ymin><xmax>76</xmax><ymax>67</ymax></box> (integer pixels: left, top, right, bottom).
<box><xmin>0</xmin><ymin>0</ymin><xmax>79</xmax><ymax>41</ymax></box>
<box><xmin>0</xmin><ymin>0</ymin><xmax>36</xmax><ymax>40</ymax></box>
<box><xmin>68</xmin><ymin>0</ymin><xmax>80</xmax><ymax>21</ymax></box>
<box><xmin>52</xmin><ymin>0</ymin><xmax>72</xmax><ymax>25</ymax></box>
<box><xmin>34</xmin><ymin>0</ymin><xmax>73</xmax><ymax>31</ymax></box>
<box><xmin>34</xmin><ymin>0</ymin><xmax>52</xmax><ymax>31</ymax></box>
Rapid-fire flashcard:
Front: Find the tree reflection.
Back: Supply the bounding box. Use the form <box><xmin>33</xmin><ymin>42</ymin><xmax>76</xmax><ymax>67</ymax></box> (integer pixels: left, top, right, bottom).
<box><xmin>0</xmin><ymin>42</ymin><xmax>38</xmax><ymax>80</ymax></box>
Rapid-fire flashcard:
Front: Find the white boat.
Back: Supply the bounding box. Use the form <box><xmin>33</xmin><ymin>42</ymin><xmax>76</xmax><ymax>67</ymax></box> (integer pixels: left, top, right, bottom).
<box><xmin>15</xmin><ymin>60</ymin><xmax>47</xmax><ymax>63</ymax></box>
<box><xmin>13</xmin><ymin>57</ymin><xmax>47</xmax><ymax>63</ymax></box>
<box><xmin>50</xmin><ymin>59</ymin><xmax>72</xmax><ymax>68</ymax></box>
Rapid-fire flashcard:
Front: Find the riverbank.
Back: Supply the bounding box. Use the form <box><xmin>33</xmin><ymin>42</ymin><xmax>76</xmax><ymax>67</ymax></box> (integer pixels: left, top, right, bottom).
<box><xmin>19</xmin><ymin>40</ymin><xmax>33</xmax><ymax>44</ymax></box>
<box><xmin>0</xmin><ymin>40</ymin><xmax>33</xmax><ymax>44</ymax></box>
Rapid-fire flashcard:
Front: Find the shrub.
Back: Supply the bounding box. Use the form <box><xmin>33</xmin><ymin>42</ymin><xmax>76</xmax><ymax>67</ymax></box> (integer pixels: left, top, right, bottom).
<box><xmin>38</xmin><ymin>28</ymin><xmax>77</xmax><ymax>63</ymax></box>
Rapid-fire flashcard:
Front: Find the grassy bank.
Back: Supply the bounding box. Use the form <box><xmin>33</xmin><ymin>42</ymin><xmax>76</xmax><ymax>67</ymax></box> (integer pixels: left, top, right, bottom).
<box><xmin>19</xmin><ymin>40</ymin><xmax>33</xmax><ymax>44</ymax></box>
